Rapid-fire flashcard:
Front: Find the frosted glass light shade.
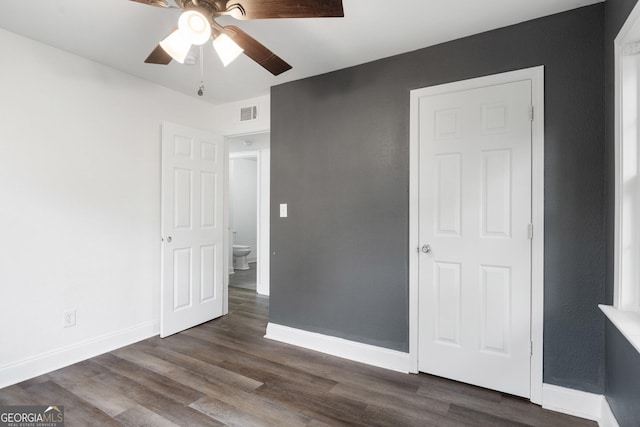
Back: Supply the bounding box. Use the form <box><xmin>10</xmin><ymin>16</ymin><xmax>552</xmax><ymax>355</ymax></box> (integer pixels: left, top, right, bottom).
<box><xmin>159</xmin><ymin>29</ymin><xmax>191</xmax><ymax>63</ymax></box>
<box><xmin>213</xmin><ymin>34</ymin><xmax>244</xmax><ymax>67</ymax></box>
<box><xmin>178</xmin><ymin>10</ymin><xmax>211</xmax><ymax>45</ymax></box>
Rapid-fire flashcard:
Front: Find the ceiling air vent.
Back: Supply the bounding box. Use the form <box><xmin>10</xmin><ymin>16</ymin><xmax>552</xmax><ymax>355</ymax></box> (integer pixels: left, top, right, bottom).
<box><xmin>240</xmin><ymin>106</ymin><xmax>258</xmax><ymax>122</ymax></box>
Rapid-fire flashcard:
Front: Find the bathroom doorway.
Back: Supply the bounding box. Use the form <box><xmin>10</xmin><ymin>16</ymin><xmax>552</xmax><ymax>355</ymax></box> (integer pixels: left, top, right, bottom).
<box><xmin>226</xmin><ymin>132</ymin><xmax>270</xmax><ymax>295</ymax></box>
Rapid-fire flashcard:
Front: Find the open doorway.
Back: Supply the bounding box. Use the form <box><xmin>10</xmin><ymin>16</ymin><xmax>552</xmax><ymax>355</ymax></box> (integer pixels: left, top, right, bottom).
<box><xmin>226</xmin><ymin>132</ymin><xmax>270</xmax><ymax>296</ymax></box>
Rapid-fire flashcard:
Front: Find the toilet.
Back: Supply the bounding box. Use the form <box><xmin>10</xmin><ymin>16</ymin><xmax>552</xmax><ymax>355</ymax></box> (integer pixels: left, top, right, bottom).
<box><xmin>232</xmin><ymin>245</ymin><xmax>252</xmax><ymax>270</ymax></box>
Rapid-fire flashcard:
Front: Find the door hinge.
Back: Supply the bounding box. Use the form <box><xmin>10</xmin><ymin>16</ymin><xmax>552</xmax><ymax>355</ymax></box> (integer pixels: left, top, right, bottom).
<box><xmin>529</xmin><ymin>105</ymin><xmax>534</xmax><ymax>122</ymax></box>
<box><xmin>529</xmin><ymin>341</ymin><xmax>533</xmax><ymax>357</ymax></box>
<box><xmin>527</xmin><ymin>224</ymin><xmax>534</xmax><ymax>239</ymax></box>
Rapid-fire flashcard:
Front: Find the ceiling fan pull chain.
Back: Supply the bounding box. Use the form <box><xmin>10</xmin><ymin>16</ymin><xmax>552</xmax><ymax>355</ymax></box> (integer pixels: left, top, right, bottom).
<box><xmin>197</xmin><ymin>45</ymin><xmax>205</xmax><ymax>96</ymax></box>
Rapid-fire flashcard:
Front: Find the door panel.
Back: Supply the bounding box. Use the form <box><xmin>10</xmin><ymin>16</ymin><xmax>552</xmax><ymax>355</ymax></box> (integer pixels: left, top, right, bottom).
<box><xmin>434</xmin><ymin>261</ymin><xmax>461</xmax><ymax>345</ymax></box>
<box><xmin>418</xmin><ymin>80</ymin><xmax>532</xmax><ymax>398</ymax></box>
<box><xmin>480</xmin><ymin>265</ymin><xmax>511</xmax><ymax>354</ymax></box>
<box><xmin>173</xmin><ymin>248</ymin><xmax>192</xmax><ymax>310</ymax></box>
<box><xmin>161</xmin><ymin>122</ymin><xmax>224</xmax><ymax>338</ymax></box>
<box><xmin>201</xmin><ymin>172</ymin><xmax>216</xmax><ymax>228</ymax></box>
<box><xmin>481</xmin><ymin>149</ymin><xmax>511</xmax><ymax>237</ymax></box>
<box><xmin>200</xmin><ymin>245</ymin><xmax>216</xmax><ymax>301</ymax></box>
<box><xmin>435</xmin><ymin>154</ymin><xmax>462</xmax><ymax>236</ymax></box>
<box><xmin>174</xmin><ymin>168</ymin><xmax>192</xmax><ymax>229</ymax></box>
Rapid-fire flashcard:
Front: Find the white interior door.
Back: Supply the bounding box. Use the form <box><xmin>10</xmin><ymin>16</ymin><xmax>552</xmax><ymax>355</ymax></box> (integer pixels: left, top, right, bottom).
<box><xmin>417</xmin><ymin>80</ymin><xmax>532</xmax><ymax>397</ymax></box>
<box><xmin>161</xmin><ymin>122</ymin><xmax>224</xmax><ymax>338</ymax></box>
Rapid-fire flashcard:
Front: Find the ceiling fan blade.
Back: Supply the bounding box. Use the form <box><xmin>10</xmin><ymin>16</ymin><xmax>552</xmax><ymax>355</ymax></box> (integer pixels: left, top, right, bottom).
<box><xmin>130</xmin><ymin>0</ymin><xmax>171</xmax><ymax>8</ymax></box>
<box><xmin>145</xmin><ymin>45</ymin><xmax>173</xmax><ymax>64</ymax></box>
<box><xmin>223</xmin><ymin>26</ymin><xmax>292</xmax><ymax>75</ymax></box>
<box><xmin>144</xmin><ymin>27</ymin><xmax>178</xmax><ymax>65</ymax></box>
<box><xmin>224</xmin><ymin>0</ymin><xmax>343</xmax><ymax>20</ymax></box>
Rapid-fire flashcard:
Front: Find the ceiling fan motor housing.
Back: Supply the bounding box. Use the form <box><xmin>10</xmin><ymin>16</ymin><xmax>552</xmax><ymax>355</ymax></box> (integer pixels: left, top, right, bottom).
<box><xmin>175</xmin><ymin>0</ymin><xmax>244</xmax><ymax>18</ymax></box>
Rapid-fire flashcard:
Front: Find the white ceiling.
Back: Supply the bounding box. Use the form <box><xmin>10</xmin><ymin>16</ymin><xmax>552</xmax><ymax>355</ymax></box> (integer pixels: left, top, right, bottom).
<box><xmin>0</xmin><ymin>0</ymin><xmax>602</xmax><ymax>105</ymax></box>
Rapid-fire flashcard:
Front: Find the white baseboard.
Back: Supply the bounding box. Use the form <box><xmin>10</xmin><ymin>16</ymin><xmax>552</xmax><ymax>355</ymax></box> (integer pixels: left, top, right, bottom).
<box><xmin>256</xmin><ymin>284</ymin><xmax>269</xmax><ymax>297</ymax></box>
<box><xmin>0</xmin><ymin>321</ymin><xmax>159</xmax><ymax>389</ymax></box>
<box><xmin>599</xmin><ymin>397</ymin><xmax>620</xmax><ymax>427</ymax></box>
<box><xmin>542</xmin><ymin>384</ymin><xmax>619</xmax><ymax>427</ymax></box>
<box><xmin>265</xmin><ymin>323</ymin><xmax>410</xmax><ymax>373</ymax></box>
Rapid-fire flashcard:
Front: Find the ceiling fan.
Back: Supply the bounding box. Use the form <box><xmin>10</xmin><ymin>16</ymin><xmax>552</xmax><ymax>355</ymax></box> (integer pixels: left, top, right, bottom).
<box><xmin>131</xmin><ymin>0</ymin><xmax>344</xmax><ymax>76</ymax></box>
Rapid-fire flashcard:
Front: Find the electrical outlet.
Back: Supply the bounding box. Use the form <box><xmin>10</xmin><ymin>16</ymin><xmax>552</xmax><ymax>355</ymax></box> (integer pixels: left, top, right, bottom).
<box><xmin>64</xmin><ymin>309</ymin><xmax>76</xmax><ymax>328</ymax></box>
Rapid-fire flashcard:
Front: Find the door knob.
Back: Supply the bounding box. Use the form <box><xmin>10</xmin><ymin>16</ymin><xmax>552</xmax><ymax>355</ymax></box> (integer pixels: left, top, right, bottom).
<box><xmin>421</xmin><ymin>244</ymin><xmax>431</xmax><ymax>254</ymax></box>
<box><xmin>167</xmin><ymin>236</ymin><xmax>172</xmax><ymax>243</ymax></box>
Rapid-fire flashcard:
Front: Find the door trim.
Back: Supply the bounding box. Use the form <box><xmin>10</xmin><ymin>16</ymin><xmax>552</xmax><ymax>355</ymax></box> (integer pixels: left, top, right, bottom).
<box><xmin>408</xmin><ymin>66</ymin><xmax>545</xmax><ymax>404</ymax></box>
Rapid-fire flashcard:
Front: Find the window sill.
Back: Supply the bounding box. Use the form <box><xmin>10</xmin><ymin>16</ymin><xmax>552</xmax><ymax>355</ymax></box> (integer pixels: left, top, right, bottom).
<box><xmin>600</xmin><ymin>304</ymin><xmax>640</xmax><ymax>355</ymax></box>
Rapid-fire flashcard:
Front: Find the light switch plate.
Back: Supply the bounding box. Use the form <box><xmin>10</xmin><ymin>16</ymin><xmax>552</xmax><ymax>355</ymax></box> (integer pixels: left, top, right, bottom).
<box><xmin>280</xmin><ymin>203</ymin><xmax>287</xmax><ymax>218</ymax></box>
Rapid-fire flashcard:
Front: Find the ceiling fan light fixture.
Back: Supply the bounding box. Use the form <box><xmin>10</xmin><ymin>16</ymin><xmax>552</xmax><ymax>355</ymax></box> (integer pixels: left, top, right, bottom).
<box><xmin>213</xmin><ymin>34</ymin><xmax>244</xmax><ymax>67</ymax></box>
<box><xmin>178</xmin><ymin>10</ymin><xmax>212</xmax><ymax>45</ymax></box>
<box><xmin>159</xmin><ymin>29</ymin><xmax>191</xmax><ymax>63</ymax></box>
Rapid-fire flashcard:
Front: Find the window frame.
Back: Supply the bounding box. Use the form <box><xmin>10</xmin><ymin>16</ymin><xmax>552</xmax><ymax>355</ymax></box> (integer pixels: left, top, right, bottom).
<box><xmin>601</xmin><ymin>0</ymin><xmax>640</xmax><ymax>355</ymax></box>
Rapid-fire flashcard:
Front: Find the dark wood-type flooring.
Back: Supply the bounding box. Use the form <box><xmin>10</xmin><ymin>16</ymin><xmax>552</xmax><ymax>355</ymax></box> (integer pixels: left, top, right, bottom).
<box><xmin>0</xmin><ymin>288</ymin><xmax>596</xmax><ymax>426</ymax></box>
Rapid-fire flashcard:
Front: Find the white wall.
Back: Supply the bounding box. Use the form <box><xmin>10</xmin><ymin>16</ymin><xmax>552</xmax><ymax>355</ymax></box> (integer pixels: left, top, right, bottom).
<box><xmin>228</xmin><ymin>134</ymin><xmax>271</xmax><ymax>153</ymax></box>
<box><xmin>0</xmin><ymin>29</ymin><xmax>219</xmax><ymax>387</ymax></box>
<box><xmin>213</xmin><ymin>95</ymin><xmax>270</xmax><ymax>136</ymax></box>
<box><xmin>230</xmin><ymin>158</ymin><xmax>258</xmax><ymax>261</ymax></box>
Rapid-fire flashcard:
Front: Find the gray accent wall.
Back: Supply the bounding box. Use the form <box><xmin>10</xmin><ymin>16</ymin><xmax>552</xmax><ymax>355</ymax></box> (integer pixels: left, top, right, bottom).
<box><xmin>271</xmin><ymin>5</ymin><xmax>606</xmax><ymax>393</ymax></box>
<box><xmin>605</xmin><ymin>322</ymin><xmax>640</xmax><ymax>426</ymax></box>
<box><xmin>604</xmin><ymin>0</ymin><xmax>640</xmax><ymax>425</ymax></box>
